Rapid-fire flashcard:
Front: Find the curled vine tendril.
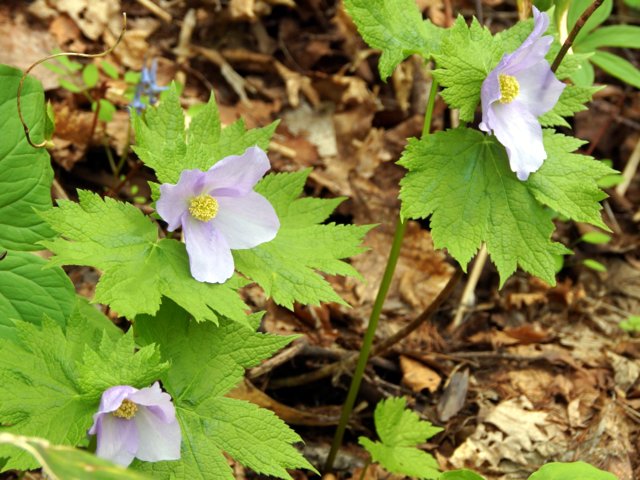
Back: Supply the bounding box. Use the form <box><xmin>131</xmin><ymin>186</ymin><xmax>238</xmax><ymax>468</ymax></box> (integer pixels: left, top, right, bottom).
<box><xmin>16</xmin><ymin>13</ymin><xmax>128</xmax><ymax>149</ymax></box>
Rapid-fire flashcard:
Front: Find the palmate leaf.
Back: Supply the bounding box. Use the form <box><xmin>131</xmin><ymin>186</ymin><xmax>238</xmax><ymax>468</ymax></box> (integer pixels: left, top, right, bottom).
<box><xmin>134</xmin><ymin>88</ymin><xmax>373</xmax><ymax>309</ymax></box>
<box><xmin>40</xmin><ymin>190</ymin><xmax>248</xmax><ymax>324</ymax></box>
<box><xmin>134</xmin><ymin>300</ymin><xmax>316</xmax><ymax>479</ymax></box>
<box><xmin>0</xmin><ymin>315</ymin><xmax>167</xmax><ymax>471</ymax></box>
<box><xmin>434</xmin><ymin>15</ymin><xmax>596</xmax><ymax>126</ymax></box>
<box><xmin>343</xmin><ymin>0</ymin><xmax>444</xmax><ymax>80</ymax></box>
<box><xmin>0</xmin><ymin>65</ymin><xmax>54</xmax><ymax>250</ymax></box>
<box><xmin>398</xmin><ymin>128</ymin><xmax>614</xmax><ymax>285</ymax></box>
<box><xmin>433</xmin><ymin>17</ymin><xmax>532</xmax><ymax>121</ymax></box>
<box><xmin>359</xmin><ymin>397</ymin><xmax>442</xmax><ymax>479</ymax></box>
<box><xmin>236</xmin><ymin>170</ymin><xmax>374</xmax><ymax>308</ymax></box>
<box><xmin>133</xmin><ymin>88</ymin><xmax>277</xmax><ymax>185</ymax></box>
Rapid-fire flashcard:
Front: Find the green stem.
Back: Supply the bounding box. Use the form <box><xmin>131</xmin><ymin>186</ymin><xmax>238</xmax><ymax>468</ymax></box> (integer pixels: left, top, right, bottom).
<box><xmin>114</xmin><ymin>122</ymin><xmax>132</xmax><ymax>178</ymax></box>
<box><xmin>323</xmin><ymin>78</ymin><xmax>439</xmax><ymax>473</ymax></box>
<box><xmin>359</xmin><ymin>458</ymin><xmax>372</xmax><ymax>480</ymax></box>
<box><xmin>422</xmin><ymin>79</ymin><xmax>439</xmax><ymax>138</ymax></box>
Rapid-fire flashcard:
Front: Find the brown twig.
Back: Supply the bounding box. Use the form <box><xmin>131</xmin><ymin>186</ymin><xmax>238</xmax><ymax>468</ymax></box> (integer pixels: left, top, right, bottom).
<box><xmin>550</xmin><ymin>0</ymin><xmax>604</xmax><ymax>73</ymax></box>
<box><xmin>17</xmin><ymin>13</ymin><xmax>127</xmax><ymax>149</ymax></box>
<box><xmin>269</xmin><ymin>269</ymin><xmax>461</xmax><ymax>389</ymax></box>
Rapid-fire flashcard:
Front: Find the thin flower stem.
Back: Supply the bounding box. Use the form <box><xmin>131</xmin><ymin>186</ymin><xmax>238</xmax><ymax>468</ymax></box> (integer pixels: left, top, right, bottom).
<box><xmin>16</xmin><ymin>13</ymin><xmax>127</xmax><ymax>149</ymax></box>
<box><xmin>323</xmin><ymin>78</ymin><xmax>440</xmax><ymax>473</ymax></box>
<box><xmin>359</xmin><ymin>458</ymin><xmax>372</xmax><ymax>480</ymax></box>
<box><xmin>550</xmin><ymin>0</ymin><xmax>604</xmax><ymax>73</ymax></box>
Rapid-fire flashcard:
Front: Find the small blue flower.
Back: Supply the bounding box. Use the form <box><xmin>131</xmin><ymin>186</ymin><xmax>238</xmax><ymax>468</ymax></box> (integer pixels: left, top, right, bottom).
<box><xmin>141</xmin><ymin>59</ymin><xmax>168</xmax><ymax>105</ymax></box>
<box><xmin>129</xmin><ymin>83</ymin><xmax>146</xmax><ymax>114</ymax></box>
<box><xmin>129</xmin><ymin>58</ymin><xmax>168</xmax><ymax>112</ymax></box>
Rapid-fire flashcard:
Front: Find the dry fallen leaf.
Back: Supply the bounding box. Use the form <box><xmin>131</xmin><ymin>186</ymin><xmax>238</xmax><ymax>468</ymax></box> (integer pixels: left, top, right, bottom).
<box><xmin>400</xmin><ymin>355</ymin><xmax>441</xmax><ymax>393</ymax></box>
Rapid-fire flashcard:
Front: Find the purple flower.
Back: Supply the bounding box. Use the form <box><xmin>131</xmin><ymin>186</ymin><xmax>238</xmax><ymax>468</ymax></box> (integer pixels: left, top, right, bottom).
<box><xmin>156</xmin><ymin>146</ymin><xmax>280</xmax><ymax>283</ymax></box>
<box><xmin>141</xmin><ymin>59</ymin><xmax>168</xmax><ymax>105</ymax></box>
<box><xmin>88</xmin><ymin>382</ymin><xmax>181</xmax><ymax>467</ymax></box>
<box><xmin>479</xmin><ymin>7</ymin><xmax>566</xmax><ymax>181</ymax></box>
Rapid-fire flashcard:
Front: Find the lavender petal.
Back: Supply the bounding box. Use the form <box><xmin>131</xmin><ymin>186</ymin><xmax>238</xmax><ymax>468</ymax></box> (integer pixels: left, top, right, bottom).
<box><xmin>212</xmin><ymin>192</ymin><xmax>280</xmax><ymax>249</ymax></box>
<box><xmin>94</xmin><ymin>414</ymin><xmax>139</xmax><ymax>467</ymax></box>
<box><xmin>182</xmin><ymin>216</ymin><xmax>235</xmax><ymax>283</ymax></box>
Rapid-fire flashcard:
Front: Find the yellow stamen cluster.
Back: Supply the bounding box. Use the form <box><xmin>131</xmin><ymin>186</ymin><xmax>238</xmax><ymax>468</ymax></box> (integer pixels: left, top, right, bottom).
<box><xmin>498</xmin><ymin>74</ymin><xmax>520</xmax><ymax>104</ymax></box>
<box><xmin>189</xmin><ymin>194</ymin><xmax>219</xmax><ymax>222</ymax></box>
<box><xmin>113</xmin><ymin>399</ymin><xmax>138</xmax><ymax>420</ymax></box>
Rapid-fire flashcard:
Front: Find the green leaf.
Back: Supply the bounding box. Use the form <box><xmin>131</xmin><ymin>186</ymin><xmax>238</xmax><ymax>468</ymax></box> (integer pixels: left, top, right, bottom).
<box><xmin>134</xmin><ymin>300</ymin><xmax>316</xmax><ymax>479</ymax></box>
<box><xmin>0</xmin><ymin>250</ymin><xmax>75</xmax><ymax>339</ymax></box>
<box><xmin>358</xmin><ymin>397</ymin><xmax>442</xmax><ymax>479</ymax></box>
<box><xmin>59</xmin><ymin>78</ymin><xmax>83</xmax><ymax>93</ymax></box>
<box><xmin>441</xmin><ymin>470</ymin><xmax>487</xmax><ymax>480</ymax></box>
<box><xmin>619</xmin><ymin>315</ymin><xmax>640</xmax><ymax>332</ymax></box>
<box><xmin>41</xmin><ymin>190</ymin><xmax>248</xmax><ymax>323</ymax></box>
<box><xmin>539</xmin><ymin>83</ymin><xmax>601</xmax><ymax>127</ymax></box>
<box><xmin>0</xmin><ymin>315</ymin><xmax>166</xmax><ymax>471</ymax></box>
<box><xmin>580</xmin><ymin>231</ymin><xmax>611</xmax><ymax>244</ymax></box>
<box><xmin>528</xmin><ymin>462</ymin><xmax>618</xmax><ymax>480</ymax></box>
<box><xmin>136</xmin><ymin>90</ymin><xmax>372</xmax><ymax>309</ymax></box>
<box><xmin>0</xmin><ymin>433</ymin><xmax>152</xmax><ymax>480</ymax></box>
<box><xmin>577</xmin><ymin>25</ymin><xmax>640</xmax><ymax>50</ymax></box>
<box><xmin>234</xmin><ymin>169</ymin><xmax>374</xmax><ymax>308</ymax></box>
<box><xmin>433</xmin><ymin>17</ymin><xmax>532</xmax><ymax>121</ymax></box>
<box><xmin>100</xmin><ymin>61</ymin><xmax>119</xmax><ymax>80</ymax></box>
<box><xmin>591</xmin><ymin>50</ymin><xmax>640</xmax><ymax>89</ymax></box>
<box><xmin>398</xmin><ymin>128</ymin><xmax>574</xmax><ymax>286</ymax></box>
<box><xmin>570</xmin><ymin>59</ymin><xmax>595</xmax><ymax>86</ymax></box>
<box><xmin>583</xmin><ymin>258</ymin><xmax>607</xmax><ymax>272</ymax></box>
<box><xmin>97</xmin><ymin>99</ymin><xmax>116</xmax><ymax>122</ymax></box>
<box><xmin>343</xmin><ymin>0</ymin><xmax>443</xmax><ymax>80</ymax></box>
<box><xmin>0</xmin><ymin>65</ymin><xmax>54</xmax><ymax>250</ymax></box>
<box><xmin>541</xmin><ymin>53</ymin><xmax>600</xmax><ymax>127</ymax></box>
<box><xmin>82</xmin><ymin>64</ymin><xmax>99</xmax><ymax>88</ymax></box>
<box><xmin>567</xmin><ymin>0</ymin><xmax>613</xmax><ymax>44</ymax></box>
<box><xmin>527</xmin><ymin>131</ymin><xmax>615</xmax><ymax>229</ymax></box>
<box><xmin>134</xmin><ymin>89</ymin><xmax>277</xmax><ymax>185</ymax></box>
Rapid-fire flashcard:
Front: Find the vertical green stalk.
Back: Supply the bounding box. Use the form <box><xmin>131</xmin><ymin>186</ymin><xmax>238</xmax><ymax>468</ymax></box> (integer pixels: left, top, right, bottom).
<box><xmin>323</xmin><ymin>78</ymin><xmax>439</xmax><ymax>473</ymax></box>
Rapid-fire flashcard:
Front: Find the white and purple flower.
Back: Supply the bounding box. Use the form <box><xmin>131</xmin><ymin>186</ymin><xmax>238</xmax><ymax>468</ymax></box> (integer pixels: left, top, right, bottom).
<box><xmin>156</xmin><ymin>146</ymin><xmax>280</xmax><ymax>283</ymax></box>
<box><xmin>479</xmin><ymin>7</ymin><xmax>566</xmax><ymax>181</ymax></box>
<box><xmin>89</xmin><ymin>382</ymin><xmax>181</xmax><ymax>467</ymax></box>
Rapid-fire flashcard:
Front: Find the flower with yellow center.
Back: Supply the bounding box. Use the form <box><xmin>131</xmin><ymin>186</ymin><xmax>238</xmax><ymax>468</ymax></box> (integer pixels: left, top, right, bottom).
<box><xmin>188</xmin><ymin>194</ymin><xmax>219</xmax><ymax>222</ymax></box>
<box><xmin>498</xmin><ymin>74</ymin><xmax>519</xmax><ymax>104</ymax></box>
<box><xmin>112</xmin><ymin>399</ymin><xmax>138</xmax><ymax>420</ymax></box>
<box><xmin>479</xmin><ymin>7</ymin><xmax>566</xmax><ymax>181</ymax></box>
<box><xmin>89</xmin><ymin>383</ymin><xmax>181</xmax><ymax>467</ymax></box>
<box><xmin>156</xmin><ymin>146</ymin><xmax>280</xmax><ymax>284</ymax></box>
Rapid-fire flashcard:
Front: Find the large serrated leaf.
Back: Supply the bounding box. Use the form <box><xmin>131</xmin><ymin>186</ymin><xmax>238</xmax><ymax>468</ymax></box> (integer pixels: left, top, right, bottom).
<box><xmin>0</xmin><ymin>250</ymin><xmax>75</xmax><ymax>339</ymax></box>
<box><xmin>0</xmin><ymin>65</ymin><xmax>53</xmax><ymax>251</ymax></box>
<box><xmin>134</xmin><ymin>300</ymin><xmax>315</xmax><ymax>479</ymax></box>
<box><xmin>398</xmin><ymin>127</ymin><xmax>615</xmax><ymax>285</ymax></box>
<box><xmin>343</xmin><ymin>0</ymin><xmax>443</xmax><ymax>80</ymax></box>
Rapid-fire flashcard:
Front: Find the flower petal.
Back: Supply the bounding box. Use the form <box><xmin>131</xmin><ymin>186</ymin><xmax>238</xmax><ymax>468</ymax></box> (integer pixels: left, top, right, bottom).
<box><xmin>133</xmin><ymin>407</ymin><xmax>182</xmax><ymax>462</ymax></box>
<box><xmin>514</xmin><ymin>62</ymin><xmax>566</xmax><ymax>117</ymax></box>
<box><xmin>94</xmin><ymin>414</ymin><xmax>139</xmax><ymax>467</ymax></box>
<box><xmin>202</xmin><ymin>146</ymin><xmax>271</xmax><ymax>197</ymax></box>
<box><xmin>183</xmin><ymin>216</ymin><xmax>235</xmax><ymax>283</ymax></box>
<box><xmin>156</xmin><ymin>169</ymin><xmax>208</xmax><ymax>231</ymax></box>
<box><xmin>93</xmin><ymin>385</ymin><xmax>138</xmax><ymax>416</ymax></box>
<box><xmin>489</xmin><ymin>102</ymin><xmax>546</xmax><ymax>180</ymax></box>
<box><xmin>128</xmin><ymin>382</ymin><xmax>176</xmax><ymax>423</ymax></box>
<box><xmin>500</xmin><ymin>7</ymin><xmax>553</xmax><ymax>75</ymax></box>
<box><xmin>480</xmin><ymin>67</ymin><xmax>502</xmax><ymax>133</ymax></box>
<box><xmin>212</xmin><ymin>192</ymin><xmax>280</xmax><ymax>249</ymax></box>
